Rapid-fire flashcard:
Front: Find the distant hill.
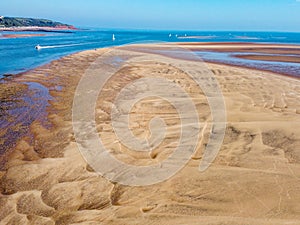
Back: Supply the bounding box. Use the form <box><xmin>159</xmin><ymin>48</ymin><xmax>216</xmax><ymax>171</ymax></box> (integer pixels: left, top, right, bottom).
<box><xmin>0</xmin><ymin>16</ymin><xmax>75</xmax><ymax>29</ymax></box>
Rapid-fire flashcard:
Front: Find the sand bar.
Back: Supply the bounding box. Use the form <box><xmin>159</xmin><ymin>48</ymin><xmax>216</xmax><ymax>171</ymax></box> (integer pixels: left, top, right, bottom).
<box><xmin>233</xmin><ymin>54</ymin><xmax>300</xmax><ymax>64</ymax></box>
<box><xmin>0</xmin><ymin>44</ymin><xmax>300</xmax><ymax>224</ymax></box>
<box><xmin>1</xmin><ymin>34</ymin><xmax>46</xmax><ymax>38</ymax></box>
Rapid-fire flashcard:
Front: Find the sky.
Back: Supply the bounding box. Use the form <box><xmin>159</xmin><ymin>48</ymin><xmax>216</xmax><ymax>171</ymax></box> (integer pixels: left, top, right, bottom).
<box><xmin>1</xmin><ymin>0</ymin><xmax>300</xmax><ymax>31</ymax></box>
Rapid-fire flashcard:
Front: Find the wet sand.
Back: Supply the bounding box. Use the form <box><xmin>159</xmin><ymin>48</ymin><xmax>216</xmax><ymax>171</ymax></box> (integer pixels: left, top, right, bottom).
<box><xmin>178</xmin><ymin>42</ymin><xmax>300</xmax><ymax>57</ymax></box>
<box><xmin>234</xmin><ymin>54</ymin><xmax>300</xmax><ymax>64</ymax></box>
<box><xmin>177</xmin><ymin>42</ymin><xmax>300</xmax><ymax>77</ymax></box>
<box><xmin>178</xmin><ymin>42</ymin><xmax>300</xmax><ymax>49</ymax></box>
<box><xmin>1</xmin><ymin>34</ymin><xmax>46</xmax><ymax>39</ymax></box>
<box><xmin>178</xmin><ymin>42</ymin><xmax>300</xmax><ymax>65</ymax></box>
<box><xmin>0</xmin><ymin>44</ymin><xmax>300</xmax><ymax>224</ymax></box>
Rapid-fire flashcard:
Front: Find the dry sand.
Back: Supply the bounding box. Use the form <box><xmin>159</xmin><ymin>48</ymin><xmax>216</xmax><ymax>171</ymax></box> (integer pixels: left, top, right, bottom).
<box><xmin>0</xmin><ymin>44</ymin><xmax>300</xmax><ymax>225</ymax></box>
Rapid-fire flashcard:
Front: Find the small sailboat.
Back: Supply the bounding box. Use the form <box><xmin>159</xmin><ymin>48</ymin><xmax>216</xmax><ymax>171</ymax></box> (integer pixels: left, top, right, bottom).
<box><xmin>35</xmin><ymin>44</ymin><xmax>41</xmax><ymax>50</ymax></box>
<box><xmin>169</xmin><ymin>33</ymin><xmax>172</xmax><ymax>38</ymax></box>
<box><xmin>112</xmin><ymin>34</ymin><xmax>116</xmax><ymax>41</ymax></box>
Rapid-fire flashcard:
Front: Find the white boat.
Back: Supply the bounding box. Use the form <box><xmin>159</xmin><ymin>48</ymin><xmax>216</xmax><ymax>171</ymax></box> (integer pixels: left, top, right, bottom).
<box><xmin>112</xmin><ymin>34</ymin><xmax>116</xmax><ymax>41</ymax></box>
<box><xmin>35</xmin><ymin>44</ymin><xmax>41</xmax><ymax>50</ymax></box>
<box><xmin>169</xmin><ymin>33</ymin><xmax>172</xmax><ymax>38</ymax></box>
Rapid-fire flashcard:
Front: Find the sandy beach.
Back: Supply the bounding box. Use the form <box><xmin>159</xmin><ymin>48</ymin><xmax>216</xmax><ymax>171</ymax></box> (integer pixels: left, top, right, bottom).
<box><xmin>0</xmin><ymin>43</ymin><xmax>300</xmax><ymax>224</ymax></box>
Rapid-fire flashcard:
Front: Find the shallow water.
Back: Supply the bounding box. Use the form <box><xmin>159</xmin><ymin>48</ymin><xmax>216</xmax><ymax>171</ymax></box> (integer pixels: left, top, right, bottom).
<box><xmin>0</xmin><ymin>81</ymin><xmax>51</xmax><ymax>157</ymax></box>
<box><xmin>195</xmin><ymin>51</ymin><xmax>300</xmax><ymax>77</ymax></box>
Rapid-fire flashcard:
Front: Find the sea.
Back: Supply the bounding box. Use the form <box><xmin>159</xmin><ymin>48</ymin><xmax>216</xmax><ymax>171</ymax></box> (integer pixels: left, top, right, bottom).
<box><xmin>0</xmin><ymin>29</ymin><xmax>300</xmax><ymax>78</ymax></box>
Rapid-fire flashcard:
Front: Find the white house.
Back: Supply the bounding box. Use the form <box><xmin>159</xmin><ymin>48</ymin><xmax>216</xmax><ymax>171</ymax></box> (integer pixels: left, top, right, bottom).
<box><xmin>0</xmin><ymin>16</ymin><xmax>4</xmax><ymax>19</ymax></box>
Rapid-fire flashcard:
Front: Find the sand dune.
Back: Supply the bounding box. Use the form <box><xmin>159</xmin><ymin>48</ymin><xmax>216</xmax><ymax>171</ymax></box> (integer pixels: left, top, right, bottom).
<box><xmin>0</xmin><ymin>44</ymin><xmax>300</xmax><ymax>224</ymax></box>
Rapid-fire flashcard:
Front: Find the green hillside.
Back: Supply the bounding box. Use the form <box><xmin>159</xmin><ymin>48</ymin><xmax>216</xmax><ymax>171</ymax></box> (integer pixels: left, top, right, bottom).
<box><xmin>0</xmin><ymin>16</ymin><xmax>71</xmax><ymax>28</ymax></box>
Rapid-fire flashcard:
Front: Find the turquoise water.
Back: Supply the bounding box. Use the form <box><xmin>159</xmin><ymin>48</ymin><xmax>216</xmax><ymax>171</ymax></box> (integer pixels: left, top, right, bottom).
<box><xmin>1</xmin><ymin>29</ymin><xmax>300</xmax><ymax>78</ymax></box>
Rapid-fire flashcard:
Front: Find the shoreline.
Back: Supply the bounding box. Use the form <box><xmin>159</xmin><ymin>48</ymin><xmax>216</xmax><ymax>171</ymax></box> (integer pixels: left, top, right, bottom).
<box><xmin>0</xmin><ymin>44</ymin><xmax>300</xmax><ymax>224</ymax></box>
<box><xmin>1</xmin><ymin>42</ymin><xmax>300</xmax><ymax>79</ymax></box>
<box><xmin>0</xmin><ymin>26</ymin><xmax>77</xmax><ymax>32</ymax></box>
<box><xmin>2</xmin><ymin>43</ymin><xmax>300</xmax><ymax>80</ymax></box>
<box><xmin>121</xmin><ymin>42</ymin><xmax>300</xmax><ymax>79</ymax></box>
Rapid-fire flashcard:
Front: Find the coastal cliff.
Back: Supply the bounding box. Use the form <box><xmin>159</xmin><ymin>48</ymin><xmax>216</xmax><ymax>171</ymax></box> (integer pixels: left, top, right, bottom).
<box><xmin>0</xmin><ymin>16</ymin><xmax>76</xmax><ymax>30</ymax></box>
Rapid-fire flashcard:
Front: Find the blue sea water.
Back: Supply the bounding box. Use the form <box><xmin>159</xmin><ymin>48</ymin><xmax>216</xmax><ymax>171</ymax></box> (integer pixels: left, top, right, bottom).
<box><xmin>0</xmin><ymin>29</ymin><xmax>300</xmax><ymax>78</ymax></box>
